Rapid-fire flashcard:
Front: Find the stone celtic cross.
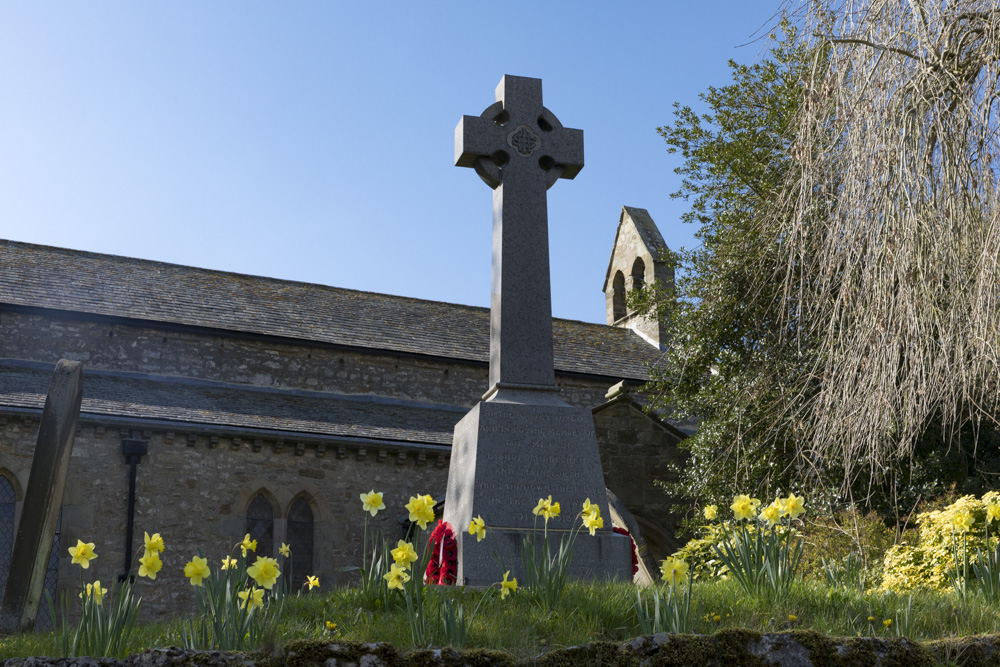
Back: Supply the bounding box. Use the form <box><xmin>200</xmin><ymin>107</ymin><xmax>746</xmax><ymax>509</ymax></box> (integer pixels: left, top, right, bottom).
<box><xmin>455</xmin><ymin>75</ymin><xmax>583</xmax><ymax>398</ymax></box>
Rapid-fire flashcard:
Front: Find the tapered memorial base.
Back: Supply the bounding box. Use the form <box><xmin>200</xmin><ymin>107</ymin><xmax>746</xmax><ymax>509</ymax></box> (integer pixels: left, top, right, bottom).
<box><xmin>442</xmin><ymin>399</ymin><xmax>632</xmax><ymax>586</ymax></box>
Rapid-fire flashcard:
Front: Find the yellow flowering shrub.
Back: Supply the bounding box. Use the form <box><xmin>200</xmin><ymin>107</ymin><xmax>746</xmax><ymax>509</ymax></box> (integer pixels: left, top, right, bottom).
<box><xmin>881</xmin><ymin>492</ymin><xmax>1000</xmax><ymax>593</ymax></box>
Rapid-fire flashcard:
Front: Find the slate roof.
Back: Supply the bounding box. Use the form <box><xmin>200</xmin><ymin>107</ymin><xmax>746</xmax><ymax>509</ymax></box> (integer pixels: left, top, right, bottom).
<box><xmin>0</xmin><ymin>361</ymin><xmax>460</xmax><ymax>446</ymax></box>
<box><xmin>0</xmin><ymin>239</ymin><xmax>659</xmax><ymax>380</ymax></box>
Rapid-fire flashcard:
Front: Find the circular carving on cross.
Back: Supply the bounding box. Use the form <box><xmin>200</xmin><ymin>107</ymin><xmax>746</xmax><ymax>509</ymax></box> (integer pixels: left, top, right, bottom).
<box><xmin>506</xmin><ymin>125</ymin><xmax>541</xmax><ymax>158</ymax></box>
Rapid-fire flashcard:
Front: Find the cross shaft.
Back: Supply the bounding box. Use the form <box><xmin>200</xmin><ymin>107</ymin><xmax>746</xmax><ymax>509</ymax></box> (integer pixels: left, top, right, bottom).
<box><xmin>454</xmin><ymin>75</ymin><xmax>584</xmax><ymax>399</ymax></box>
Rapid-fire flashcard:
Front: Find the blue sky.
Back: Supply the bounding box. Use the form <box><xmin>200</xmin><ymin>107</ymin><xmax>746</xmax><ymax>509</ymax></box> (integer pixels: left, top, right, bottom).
<box><xmin>0</xmin><ymin>3</ymin><xmax>781</xmax><ymax>325</ymax></box>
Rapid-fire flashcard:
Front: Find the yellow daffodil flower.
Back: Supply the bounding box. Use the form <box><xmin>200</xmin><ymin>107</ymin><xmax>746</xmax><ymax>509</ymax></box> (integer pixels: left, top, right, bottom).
<box><xmin>238</xmin><ymin>587</ymin><xmax>265</xmax><ymax>610</ymax></box>
<box><xmin>405</xmin><ymin>494</ymin><xmax>436</xmax><ymax>530</ymax></box>
<box><xmin>279</xmin><ymin>543</ymin><xmax>291</xmax><ymax>557</ymax></box>
<box><xmin>384</xmin><ymin>563</ymin><xmax>410</xmax><ymax>590</ymax></box>
<box><xmin>143</xmin><ymin>532</ymin><xmax>165</xmax><ymax>555</ymax></box>
<box><xmin>988</xmin><ymin>502</ymin><xmax>1000</xmax><ymax>523</ymax></box>
<box><xmin>305</xmin><ymin>575</ymin><xmax>320</xmax><ymax>590</ymax></box>
<box><xmin>469</xmin><ymin>515</ymin><xmax>487</xmax><ymax>542</ymax></box>
<box><xmin>730</xmin><ymin>495</ymin><xmax>756</xmax><ymax>521</ymax></box>
<box><xmin>883</xmin><ymin>618</ymin><xmax>892</xmax><ymax>628</ymax></box>
<box><xmin>325</xmin><ymin>621</ymin><xmax>337</xmax><ymax>632</ymax></box>
<box><xmin>221</xmin><ymin>555</ymin><xmax>237</xmax><ymax>570</ymax></box>
<box><xmin>532</xmin><ymin>496</ymin><xmax>561</xmax><ymax>522</ymax></box>
<box><xmin>79</xmin><ymin>580</ymin><xmax>107</xmax><ymax>603</ymax></box>
<box><xmin>391</xmin><ymin>540</ymin><xmax>418</xmax><ymax>568</ymax></box>
<box><xmin>184</xmin><ymin>555</ymin><xmax>210</xmax><ymax>586</ymax></box>
<box><xmin>69</xmin><ymin>540</ymin><xmax>98</xmax><ymax>569</ymax></box>
<box><xmin>138</xmin><ymin>552</ymin><xmax>163</xmax><ymax>579</ymax></box>
<box><xmin>247</xmin><ymin>556</ymin><xmax>281</xmax><ymax>589</ymax></box>
<box><xmin>500</xmin><ymin>570</ymin><xmax>518</xmax><ymax>599</ymax></box>
<box><xmin>760</xmin><ymin>501</ymin><xmax>782</xmax><ymax>527</ymax></box>
<box><xmin>788</xmin><ymin>614</ymin><xmax>797</xmax><ymax>622</ymax></box>
<box><xmin>660</xmin><ymin>557</ymin><xmax>689</xmax><ymax>586</ymax></box>
<box><xmin>784</xmin><ymin>494</ymin><xmax>806</xmax><ymax>520</ymax></box>
<box><xmin>582</xmin><ymin>498</ymin><xmax>599</xmax><ymax>520</ymax></box>
<box><xmin>360</xmin><ymin>490</ymin><xmax>386</xmax><ymax>517</ymax></box>
<box><xmin>954</xmin><ymin>511</ymin><xmax>976</xmax><ymax>532</ymax></box>
<box><xmin>703</xmin><ymin>505</ymin><xmax>718</xmax><ymax>520</ymax></box>
<box><xmin>583</xmin><ymin>512</ymin><xmax>604</xmax><ymax>536</ymax></box>
<box><xmin>239</xmin><ymin>534</ymin><xmax>257</xmax><ymax>557</ymax></box>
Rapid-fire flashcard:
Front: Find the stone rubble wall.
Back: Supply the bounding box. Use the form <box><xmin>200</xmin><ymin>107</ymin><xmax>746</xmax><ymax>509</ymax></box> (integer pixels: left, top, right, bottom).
<box><xmin>7</xmin><ymin>631</ymin><xmax>1000</xmax><ymax>667</ymax></box>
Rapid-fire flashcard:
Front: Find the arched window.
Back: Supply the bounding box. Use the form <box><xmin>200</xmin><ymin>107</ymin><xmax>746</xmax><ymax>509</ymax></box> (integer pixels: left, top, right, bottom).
<box><xmin>631</xmin><ymin>257</ymin><xmax>646</xmax><ymax>292</ymax></box>
<box><xmin>0</xmin><ymin>474</ymin><xmax>14</xmax><ymax>596</ymax></box>
<box><xmin>287</xmin><ymin>497</ymin><xmax>314</xmax><ymax>590</ymax></box>
<box><xmin>245</xmin><ymin>493</ymin><xmax>274</xmax><ymax>558</ymax></box>
<box><xmin>612</xmin><ymin>271</ymin><xmax>626</xmax><ymax>321</ymax></box>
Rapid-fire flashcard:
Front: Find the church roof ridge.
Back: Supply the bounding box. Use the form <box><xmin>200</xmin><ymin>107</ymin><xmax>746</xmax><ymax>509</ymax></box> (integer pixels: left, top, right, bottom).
<box><xmin>0</xmin><ymin>239</ymin><xmax>658</xmax><ymax>380</ymax></box>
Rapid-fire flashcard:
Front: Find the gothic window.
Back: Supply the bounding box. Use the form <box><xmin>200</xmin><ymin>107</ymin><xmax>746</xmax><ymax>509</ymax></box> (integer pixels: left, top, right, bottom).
<box><xmin>0</xmin><ymin>475</ymin><xmax>14</xmax><ymax>597</ymax></box>
<box><xmin>245</xmin><ymin>493</ymin><xmax>274</xmax><ymax>558</ymax></box>
<box><xmin>612</xmin><ymin>271</ymin><xmax>626</xmax><ymax>321</ymax></box>
<box><xmin>631</xmin><ymin>257</ymin><xmax>646</xmax><ymax>292</ymax></box>
<box><xmin>287</xmin><ymin>497</ymin><xmax>314</xmax><ymax>590</ymax></box>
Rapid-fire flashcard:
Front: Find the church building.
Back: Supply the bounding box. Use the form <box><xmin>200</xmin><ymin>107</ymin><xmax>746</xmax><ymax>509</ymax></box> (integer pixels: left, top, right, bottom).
<box><xmin>0</xmin><ymin>206</ymin><xmax>686</xmax><ymax>620</ymax></box>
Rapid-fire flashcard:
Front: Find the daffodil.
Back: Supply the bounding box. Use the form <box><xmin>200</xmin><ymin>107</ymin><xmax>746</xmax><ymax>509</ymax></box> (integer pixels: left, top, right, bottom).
<box><xmin>660</xmin><ymin>557</ymin><xmax>689</xmax><ymax>586</ymax></box>
<box><xmin>405</xmin><ymin>494</ymin><xmax>436</xmax><ymax>529</ymax></box>
<box><xmin>138</xmin><ymin>552</ymin><xmax>163</xmax><ymax>579</ymax></box>
<box><xmin>143</xmin><ymin>531</ymin><xmax>165</xmax><ymax>556</ymax></box>
<box><xmin>247</xmin><ymin>556</ymin><xmax>281</xmax><ymax>589</ymax></box>
<box><xmin>469</xmin><ymin>515</ymin><xmax>487</xmax><ymax>542</ymax></box>
<box><xmin>788</xmin><ymin>614</ymin><xmax>798</xmax><ymax>622</ymax></box>
<box><xmin>730</xmin><ymin>495</ymin><xmax>756</xmax><ymax>521</ymax></box>
<box><xmin>239</xmin><ymin>534</ymin><xmax>257</xmax><ymax>557</ymax></box>
<box><xmin>783</xmin><ymin>494</ymin><xmax>806</xmax><ymax>520</ymax></box>
<box><xmin>221</xmin><ymin>555</ymin><xmax>237</xmax><ymax>570</ymax></box>
<box><xmin>305</xmin><ymin>575</ymin><xmax>320</xmax><ymax>590</ymax></box>
<box><xmin>391</xmin><ymin>540</ymin><xmax>418</xmax><ymax>568</ymax></box>
<box><xmin>953</xmin><ymin>511</ymin><xmax>976</xmax><ymax>532</ymax></box>
<box><xmin>184</xmin><ymin>555</ymin><xmax>210</xmax><ymax>586</ymax></box>
<box><xmin>987</xmin><ymin>502</ymin><xmax>1000</xmax><ymax>523</ymax></box>
<box><xmin>703</xmin><ymin>505</ymin><xmax>718</xmax><ymax>520</ymax></box>
<box><xmin>79</xmin><ymin>580</ymin><xmax>107</xmax><ymax>603</ymax></box>
<box><xmin>883</xmin><ymin>618</ymin><xmax>892</xmax><ymax>628</ymax></box>
<box><xmin>532</xmin><ymin>496</ymin><xmax>561</xmax><ymax>522</ymax></box>
<box><xmin>360</xmin><ymin>490</ymin><xmax>385</xmax><ymax>517</ymax></box>
<box><xmin>238</xmin><ymin>587</ymin><xmax>265</xmax><ymax>610</ymax></box>
<box><xmin>69</xmin><ymin>540</ymin><xmax>98</xmax><ymax>569</ymax></box>
<box><xmin>760</xmin><ymin>501</ymin><xmax>782</xmax><ymax>527</ymax></box>
<box><xmin>325</xmin><ymin>621</ymin><xmax>337</xmax><ymax>632</ymax></box>
<box><xmin>582</xmin><ymin>498</ymin><xmax>599</xmax><ymax>520</ymax></box>
<box><xmin>279</xmin><ymin>543</ymin><xmax>291</xmax><ymax>557</ymax></box>
<box><xmin>384</xmin><ymin>563</ymin><xmax>410</xmax><ymax>590</ymax></box>
<box><xmin>583</xmin><ymin>512</ymin><xmax>604</xmax><ymax>536</ymax></box>
<box><xmin>500</xmin><ymin>570</ymin><xmax>517</xmax><ymax>599</ymax></box>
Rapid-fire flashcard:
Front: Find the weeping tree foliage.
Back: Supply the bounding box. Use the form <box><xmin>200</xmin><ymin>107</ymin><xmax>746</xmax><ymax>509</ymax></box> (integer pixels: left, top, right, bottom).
<box><xmin>649</xmin><ymin>3</ymin><xmax>1000</xmax><ymax>508</ymax></box>
<box><xmin>776</xmin><ymin>0</ymin><xmax>1000</xmax><ymax>488</ymax></box>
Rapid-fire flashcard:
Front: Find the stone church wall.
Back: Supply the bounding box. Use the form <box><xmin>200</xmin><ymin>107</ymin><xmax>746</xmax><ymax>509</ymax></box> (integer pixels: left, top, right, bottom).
<box><xmin>0</xmin><ymin>415</ymin><xmax>449</xmax><ymax>619</ymax></box>
<box><xmin>1</xmin><ymin>310</ymin><xmax>611</xmax><ymax>409</ymax></box>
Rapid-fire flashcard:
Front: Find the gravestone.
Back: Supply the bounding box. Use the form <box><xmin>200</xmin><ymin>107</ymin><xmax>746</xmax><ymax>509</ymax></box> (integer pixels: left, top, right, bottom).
<box><xmin>0</xmin><ymin>360</ymin><xmax>83</xmax><ymax>633</ymax></box>
<box><xmin>443</xmin><ymin>75</ymin><xmax>631</xmax><ymax>585</ymax></box>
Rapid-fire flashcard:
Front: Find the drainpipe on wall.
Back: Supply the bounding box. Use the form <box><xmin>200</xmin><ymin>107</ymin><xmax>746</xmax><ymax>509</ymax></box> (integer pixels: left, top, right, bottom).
<box><xmin>120</xmin><ymin>432</ymin><xmax>148</xmax><ymax>582</ymax></box>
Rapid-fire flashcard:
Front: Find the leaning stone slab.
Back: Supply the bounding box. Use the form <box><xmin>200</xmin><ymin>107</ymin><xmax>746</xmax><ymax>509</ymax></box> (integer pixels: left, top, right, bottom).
<box><xmin>0</xmin><ymin>360</ymin><xmax>83</xmax><ymax>634</ymax></box>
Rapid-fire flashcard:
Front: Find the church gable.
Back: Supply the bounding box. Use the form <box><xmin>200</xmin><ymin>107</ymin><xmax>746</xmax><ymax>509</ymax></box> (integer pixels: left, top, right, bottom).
<box><xmin>602</xmin><ymin>206</ymin><xmax>674</xmax><ymax>348</ymax></box>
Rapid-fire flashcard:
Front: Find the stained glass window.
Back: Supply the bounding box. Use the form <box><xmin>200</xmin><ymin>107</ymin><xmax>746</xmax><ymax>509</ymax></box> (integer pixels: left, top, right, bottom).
<box><xmin>286</xmin><ymin>497</ymin><xmax>314</xmax><ymax>589</ymax></box>
<box><xmin>0</xmin><ymin>476</ymin><xmax>14</xmax><ymax>597</ymax></box>
<box><xmin>245</xmin><ymin>493</ymin><xmax>274</xmax><ymax>558</ymax></box>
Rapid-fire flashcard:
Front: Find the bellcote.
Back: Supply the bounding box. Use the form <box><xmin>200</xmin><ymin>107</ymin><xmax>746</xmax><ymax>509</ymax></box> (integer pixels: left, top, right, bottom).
<box><xmin>602</xmin><ymin>206</ymin><xmax>673</xmax><ymax>349</ymax></box>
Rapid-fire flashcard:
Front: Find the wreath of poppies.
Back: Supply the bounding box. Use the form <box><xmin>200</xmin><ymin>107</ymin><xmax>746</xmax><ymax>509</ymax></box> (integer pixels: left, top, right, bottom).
<box><xmin>613</xmin><ymin>526</ymin><xmax>639</xmax><ymax>576</ymax></box>
<box><xmin>424</xmin><ymin>519</ymin><xmax>458</xmax><ymax>585</ymax></box>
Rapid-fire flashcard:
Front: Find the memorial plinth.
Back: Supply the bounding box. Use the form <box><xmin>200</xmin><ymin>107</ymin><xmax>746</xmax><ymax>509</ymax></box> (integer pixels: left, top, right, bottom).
<box><xmin>443</xmin><ymin>75</ymin><xmax>631</xmax><ymax>585</ymax></box>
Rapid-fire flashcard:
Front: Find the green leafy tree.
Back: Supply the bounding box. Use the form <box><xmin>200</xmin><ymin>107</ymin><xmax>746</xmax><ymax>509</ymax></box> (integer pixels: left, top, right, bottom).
<box><xmin>641</xmin><ymin>23</ymin><xmax>822</xmax><ymax>507</ymax></box>
<box><xmin>646</xmin><ymin>3</ymin><xmax>1000</xmax><ymax>516</ymax></box>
